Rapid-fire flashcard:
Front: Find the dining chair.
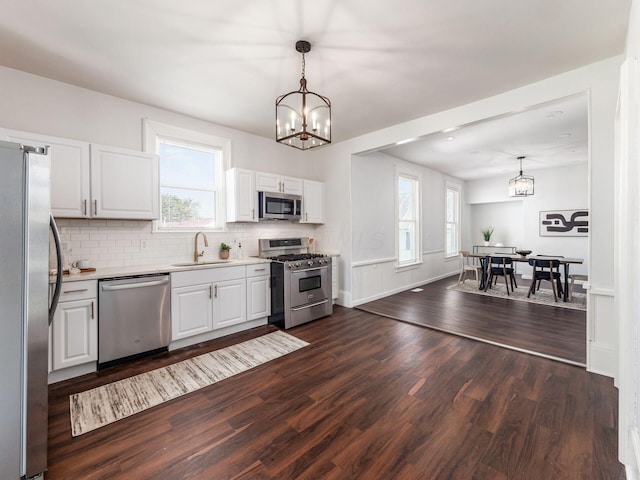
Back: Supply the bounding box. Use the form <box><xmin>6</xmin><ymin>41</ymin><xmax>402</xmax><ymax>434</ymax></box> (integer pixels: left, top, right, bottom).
<box><xmin>536</xmin><ymin>254</ymin><xmax>564</xmax><ymax>295</ymax></box>
<box><xmin>527</xmin><ymin>258</ymin><xmax>562</xmax><ymax>302</ymax></box>
<box><xmin>484</xmin><ymin>256</ymin><xmax>517</xmax><ymax>295</ymax></box>
<box><xmin>568</xmin><ymin>274</ymin><xmax>588</xmax><ymax>300</ymax></box>
<box><xmin>457</xmin><ymin>250</ymin><xmax>482</xmax><ymax>286</ymax></box>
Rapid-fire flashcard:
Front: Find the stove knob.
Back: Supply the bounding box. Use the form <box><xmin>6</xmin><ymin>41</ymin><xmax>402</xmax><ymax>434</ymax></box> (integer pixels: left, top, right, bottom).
<box><xmin>295</xmin><ymin>262</ymin><xmax>301</xmax><ymax>268</ymax></box>
<box><xmin>308</xmin><ymin>260</ymin><xmax>314</xmax><ymax>266</ymax></box>
<box><xmin>288</xmin><ymin>264</ymin><xmax>294</xmax><ymax>269</ymax></box>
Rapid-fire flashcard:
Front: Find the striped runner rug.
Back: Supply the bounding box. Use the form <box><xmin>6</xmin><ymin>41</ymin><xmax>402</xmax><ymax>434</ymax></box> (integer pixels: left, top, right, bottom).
<box><xmin>70</xmin><ymin>330</ymin><xmax>309</xmax><ymax>436</ymax></box>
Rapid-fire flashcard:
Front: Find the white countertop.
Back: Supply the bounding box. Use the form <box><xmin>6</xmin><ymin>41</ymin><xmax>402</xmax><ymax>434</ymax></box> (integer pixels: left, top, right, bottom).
<box><xmin>56</xmin><ymin>257</ymin><xmax>271</xmax><ymax>283</ymax></box>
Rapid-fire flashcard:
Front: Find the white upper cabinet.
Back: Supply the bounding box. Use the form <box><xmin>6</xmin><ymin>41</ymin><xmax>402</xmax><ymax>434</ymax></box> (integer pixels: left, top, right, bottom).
<box><xmin>90</xmin><ymin>144</ymin><xmax>159</xmax><ymax>220</ymax></box>
<box><xmin>1</xmin><ymin>130</ymin><xmax>91</xmax><ymax>218</ymax></box>
<box><xmin>0</xmin><ymin>129</ymin><xmax>159</xmax><ymax>220</ymax></box>
<box><xmin>256</xmin><ymin>171</ymin><xmax>303</xmax><ymax>195</ymax></box>
<box><xmin>226</xmin><ymin>168</ymin><xmax>258</xmax><ymax>222</ymax></box>
<box><xmin>300</xmin><ymin>180</ymin><xmax>324</xmax><ymax>224</ymax></box>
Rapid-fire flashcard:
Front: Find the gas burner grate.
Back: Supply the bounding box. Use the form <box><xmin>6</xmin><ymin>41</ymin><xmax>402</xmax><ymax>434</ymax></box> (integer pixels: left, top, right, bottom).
<box><xmin>267</xmin><ymin>253</ymin><xmax>327</xmax><ymax>262</ymax></box>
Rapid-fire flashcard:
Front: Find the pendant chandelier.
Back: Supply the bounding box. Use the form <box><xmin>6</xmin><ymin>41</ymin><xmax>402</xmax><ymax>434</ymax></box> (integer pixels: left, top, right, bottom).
<box><xmin>508</xmin><ymin>156</ymin><xmax>535</xmax><ymax>197</ymax></box>
<box><xmin>276</xmin><ymin>40</ymin><xmax>331</xmax><ymax>150</ymax></box>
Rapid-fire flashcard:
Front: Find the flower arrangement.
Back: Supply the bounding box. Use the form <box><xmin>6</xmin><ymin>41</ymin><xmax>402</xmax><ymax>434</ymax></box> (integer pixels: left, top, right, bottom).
<box><xmin>481</xmin><ymin>227</ymin><xmax>494</xmax><ymax>242</ymax></box>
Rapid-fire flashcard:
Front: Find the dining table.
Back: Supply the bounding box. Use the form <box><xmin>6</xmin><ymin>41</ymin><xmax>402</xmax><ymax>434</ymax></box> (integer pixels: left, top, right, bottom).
<box><xmin>470</xmin><ymin>253</ymin><xmax>584</xmax><ymax>302</ymax></box>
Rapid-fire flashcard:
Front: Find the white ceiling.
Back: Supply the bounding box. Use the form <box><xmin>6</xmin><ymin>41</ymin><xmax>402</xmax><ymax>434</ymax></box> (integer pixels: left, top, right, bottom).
<box><xmin>0</xmin><ymin>1</ymin><xmax>630</xmax><ymax>147</ymax></box>
<box><xmin>381</xmin><ymin>93</ymin><xmax>588</xmax><ymax>180</ymax></box>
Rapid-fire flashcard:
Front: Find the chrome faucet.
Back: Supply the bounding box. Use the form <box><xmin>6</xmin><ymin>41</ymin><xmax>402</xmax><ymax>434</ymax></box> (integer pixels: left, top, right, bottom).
<box><xmin>194</xmin><ymin>231</ymin><xmax>209</xmax><ymax>263</ymax></box>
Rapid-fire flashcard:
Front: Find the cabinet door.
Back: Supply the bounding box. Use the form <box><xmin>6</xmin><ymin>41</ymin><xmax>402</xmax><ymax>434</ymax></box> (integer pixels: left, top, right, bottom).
<box><xmin>52</xmin><ymin>298</ymin><xmax>97</xmax><ymax>370</ymax></box>
<box><xmin>171</xmin><ymin>284</ymin><xmax>213</xmax><ymax>341</ymax></box>
<box><xmin>281</xmin><ymin>176</ymin><xmax>303</xmax><ymax>195</ymax></box>
<box><xmin>226</xmin><ymin>168</ymin><xmax>257</xmax><ymax>222</ymax></box>
<box><xmin>2</xmin><ymin>130</ymin><xmax>91</xmax><ymax>218</ymax></box>
<box><xmin>301</xmin><ymin>180</ymin><xmax>324</xmax><ymax>224</ymax></box>
<box><xmin>255</xmin><ymin>172</ymin><xmax>281</xmax><ymax>193</ymax></box>
<box><xmin>247</xmin><ymin>275</ymin><xmax>271</xmax><ymax>320</ymax></box>
<box><xmin>90</xmin><ymin>144</ymin><xmax>159</xmax><ymax>219</ymax></box>
<box><xmin>213</xmin><ymin>279</ymin><xmax>247</xmax><ymax>329</ymax></box>
<box><xmin>255</xmin><ymin>172</ymin><xmax>303</xmax><ymax>194</ymax></box>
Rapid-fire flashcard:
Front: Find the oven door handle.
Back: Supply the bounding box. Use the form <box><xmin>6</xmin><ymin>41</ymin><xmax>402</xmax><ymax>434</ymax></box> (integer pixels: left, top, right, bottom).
<box><xmin>291</xmin><ymin>299</ymin><xmax>329</xmax><ymax>311</ymax></box>
<box><xmin>291</xmin><ymin>266</ymin><xmax>330</xmax><ymax>274</ymax></box>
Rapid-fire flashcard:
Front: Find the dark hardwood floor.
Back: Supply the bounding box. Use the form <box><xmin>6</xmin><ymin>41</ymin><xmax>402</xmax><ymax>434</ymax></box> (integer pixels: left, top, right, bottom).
<box><xmin>48</xmin><ymin>305</ymin><xmax>623</xmax><ymax>479</ymax></box>
<box><xmin>357</xmin><ymin>275</ymin><xmax>586</xmax><ymax>365</ymax></box>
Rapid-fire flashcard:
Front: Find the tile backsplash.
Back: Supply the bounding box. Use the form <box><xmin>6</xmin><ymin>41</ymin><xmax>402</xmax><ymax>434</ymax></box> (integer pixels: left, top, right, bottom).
<box><xmin>52</xmin><ymin>218</ymin><xmax>324</xmax><ymax>270</ymax></box>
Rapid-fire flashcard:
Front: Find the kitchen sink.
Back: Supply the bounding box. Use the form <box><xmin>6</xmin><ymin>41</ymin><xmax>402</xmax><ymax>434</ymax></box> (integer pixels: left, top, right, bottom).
<box><xmin>172</xmin><ymin>260</ymin><xmax>230</xmax><ymax>267</ymax></box>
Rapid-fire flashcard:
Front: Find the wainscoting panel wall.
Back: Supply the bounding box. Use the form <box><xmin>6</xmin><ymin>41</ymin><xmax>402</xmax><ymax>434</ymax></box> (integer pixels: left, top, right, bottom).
<box><xmin>587</xmin><ymin>287</ymin><xmax>616</xmax><ymax>378</ymax></box>
<box><xmin>351</xmin><ymin>250</ymin><xmax>458</xmax><ymax>306</ymax></box>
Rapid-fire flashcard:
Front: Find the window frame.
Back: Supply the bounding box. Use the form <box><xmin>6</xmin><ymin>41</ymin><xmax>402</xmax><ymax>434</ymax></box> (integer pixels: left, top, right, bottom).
<box><xmin>395</xmin><ymin>167</ymin><xmax>422</xmax><ymax>269</ymax></box>
<box><xmin>445</xmin><ymin>183</ymin><xmax>461</xmax><ymax>259</ymax></box>
<box><xmin>143</xmin><ymin>119</ymin><xmax>230</xmax><ymax>232</ymax></box>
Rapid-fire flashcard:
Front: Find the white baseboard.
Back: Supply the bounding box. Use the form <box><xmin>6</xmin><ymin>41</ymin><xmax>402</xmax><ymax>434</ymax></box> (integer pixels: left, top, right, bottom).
<box><xmin>351</xmin><ymin>272</ymin><xmax>455</xmax><ymax>307</ymax></box>
<box><xmin>48</xmin><ymin>362</ymin><xmax>97</xmax><ymax>384</ymax></box>
<box><xmin>169</xmin><ymin>318</ymin><xmax>268</xmax><ymax>351</ymax></box>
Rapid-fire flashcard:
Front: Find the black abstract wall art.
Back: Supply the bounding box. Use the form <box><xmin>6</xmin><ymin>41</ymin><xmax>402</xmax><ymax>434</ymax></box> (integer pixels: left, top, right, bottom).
<box><xmin>539</xmin><ymin>209</ymin><xmax>589</xmax><ymax>237</ymax></box>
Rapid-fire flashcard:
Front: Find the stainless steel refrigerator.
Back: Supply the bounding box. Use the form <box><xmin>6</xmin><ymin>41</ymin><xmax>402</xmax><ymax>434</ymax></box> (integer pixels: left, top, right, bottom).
<box><xmin>0</xmin><ymin>140</ymin><xmax>62</xmax><ymax>479</ymax></box>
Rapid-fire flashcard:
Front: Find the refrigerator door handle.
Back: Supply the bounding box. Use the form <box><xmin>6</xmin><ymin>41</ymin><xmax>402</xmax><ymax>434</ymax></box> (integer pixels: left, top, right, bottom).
<box><xmin>49</xmin><ymin>213</ymin><xmax>63</xmax><ymax>325</ymax></box>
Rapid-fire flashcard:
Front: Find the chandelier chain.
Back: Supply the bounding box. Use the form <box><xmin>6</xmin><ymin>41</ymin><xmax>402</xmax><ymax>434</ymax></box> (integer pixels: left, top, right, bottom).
<box><xmin>301</xmin><ymin>52</ymin><xmax>306</xmax><ymax>79</ymax></box>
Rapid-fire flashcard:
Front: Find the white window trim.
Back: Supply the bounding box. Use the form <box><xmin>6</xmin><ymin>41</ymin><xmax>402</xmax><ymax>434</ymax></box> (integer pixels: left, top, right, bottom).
<box><xmin>395</xmin><ymin>165</ymin><xmax>423</xmax><ymax>269</ymax></box>
<box><xmin>445</xmin><ymin>181</ymin><xmax>461</xmax><ymax>259</ymax></box>
<box><xmin>143</xmin><ymin>119</ymin><xmax>231</xmax><ymax>232</ymax></box>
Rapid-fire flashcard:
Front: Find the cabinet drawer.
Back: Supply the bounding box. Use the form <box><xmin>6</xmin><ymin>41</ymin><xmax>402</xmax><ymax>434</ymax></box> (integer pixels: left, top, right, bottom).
<box><xmin>171</xmin><ymin>265</ymin><xmax>246</xmax><ymax>288</ymax></box>
<box><xmin>59</xmin><ymin>280</ymin><xmax>97</xmax><ymax>301</ymax></box>
<box><xmin>246</xmin><ymin>263</ymin><xmax>270</xmax><ymax>277</ymax></box>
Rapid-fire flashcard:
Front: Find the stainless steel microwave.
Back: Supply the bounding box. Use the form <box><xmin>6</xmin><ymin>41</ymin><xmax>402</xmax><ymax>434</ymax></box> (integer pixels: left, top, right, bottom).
<box><xmin>258</xmin><ymin>191</ymin><xmax>302</xmax><ymax>221</ymax></box>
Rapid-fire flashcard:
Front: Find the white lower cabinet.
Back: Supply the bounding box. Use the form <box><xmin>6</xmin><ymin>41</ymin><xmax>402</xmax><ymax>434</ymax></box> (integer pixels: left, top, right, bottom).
<box><xmin>247</xmin><ymin>264</ymin><xmax>271</xmax><ymax>320</ymax></box>
<box><xmin>171</xmin><ymin>264</ymin><xmax>270</xmax><ymax>343</ymax></box>
<box><xmin>213</xmin><ymin>279</ymin><xmax>246</xmax><ymax>329</ymax></box>
<box><xmin>51</xmin><ymin>280</ymin><xmax>98</xmax><ymax>371</ymax></box>
<box><xmin>171</xmin><ymin>283</ymin><xmax>214</xmax><ymax>341</ymax></box>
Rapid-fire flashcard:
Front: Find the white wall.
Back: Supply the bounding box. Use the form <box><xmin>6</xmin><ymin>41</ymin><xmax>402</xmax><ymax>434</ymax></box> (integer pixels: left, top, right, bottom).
<box><xmin>616</xmin><ymin>0</ymin><xmax>640</xmax><ymax>475</ymax></box>
<box><xmin>466</xmin><ymin>163</ymin><xmax>589</xmax><ymax>277</ymax></box>
<box><xmin>315</xmin><ymin>57</ymin><xmax>621</xmax><ymax>380</ymax></box>
<box><xmin>348</xmin><ymin>151</ymin><xmax>461</xmax><ymax>304</ymax></box>
<box><xmin>468</xmin><ymin>201</ymin><xmax>523</xmax><ymax>249</ymax></box>
<box><xmin>351</xmin><ymin>152</ymin><xmax>396</xmax><ymax>262</ymax></box>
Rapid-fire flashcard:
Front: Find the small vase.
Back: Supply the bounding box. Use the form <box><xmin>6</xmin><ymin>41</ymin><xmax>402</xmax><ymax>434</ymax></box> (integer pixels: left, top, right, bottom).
<box><xmin>484</xmin><ymin>241</ymin><xmax>490</xmax><ymax>246</ymax></box>
<box><xmin>219</xmin><ymin>249</ymin><xmax>230</xmax><ymax>260</ymax></box>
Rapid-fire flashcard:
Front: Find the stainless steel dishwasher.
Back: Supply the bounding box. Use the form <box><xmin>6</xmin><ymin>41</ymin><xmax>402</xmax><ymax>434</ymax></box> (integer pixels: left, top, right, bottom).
<box><xmin>98</xmin><ymin>274</ymin><xmax>171</xmax><ymax>367</ymax></box>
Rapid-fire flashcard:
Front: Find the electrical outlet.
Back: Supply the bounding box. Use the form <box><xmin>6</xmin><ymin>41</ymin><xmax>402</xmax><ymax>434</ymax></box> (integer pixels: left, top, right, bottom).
<box><xmin>140</xmin><ymin>240</ymin><xmax>147</xmax><ymax>249</ymax></box>
<box><xmin>61</xmin><ymin>242</ymin><xmax>69</xmax><ymax>252</ymax></box>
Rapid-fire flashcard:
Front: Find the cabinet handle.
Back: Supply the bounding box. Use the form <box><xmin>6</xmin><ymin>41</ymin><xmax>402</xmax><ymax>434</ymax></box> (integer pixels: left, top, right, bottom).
<box><xmin>305</xmin><ymin>212</ymin><xmax>308</xmax><ymax>221</ymax></box>
<box><xmin>214</xmin><ymin>285</ymin><xmax>218</xmax><ymax>298</ymax></box>
<box><xmin>94</xmin><ymin>199</ymin><xmax>97</xmax><ymax>216</ymax></box>
<box><xmin>279</xmin><ymin>181</ymin><xmax>283</xmax><ymax>192</ymax></box>
<box><xmin>209</xmin><ymin>285</ymin><xmax>212</xmax><ymax>299</ymax></box>
<box><xmin>63</xmin><ymin>288</ymin><xmax>89</xmax><ymax>294</ymax></box>
<box><xmin>252</xmin><ymin>208</ymin><xmax>255</xmax><ymax>220</ymax></box>
<box><xmin>83</xmin><ymin>199</ymin><xmax>87</xmax><ymax>216</ymax></box>
<box><xmin>91</xmin><ymin>301</ymin><xmax>94</xmax><ymax>319</ymax></box>
<box><xmin>254</xmin><ymin>268</ymin><xmax>266</xmax><ymax>272</ymax></box>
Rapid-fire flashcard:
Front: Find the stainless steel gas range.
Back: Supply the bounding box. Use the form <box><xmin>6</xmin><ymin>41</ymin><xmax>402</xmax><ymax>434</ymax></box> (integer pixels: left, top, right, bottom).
<box><xmin>259</xmin><ymin>237</ymin><xmax>332</xmax><ymax>329</ymax></box>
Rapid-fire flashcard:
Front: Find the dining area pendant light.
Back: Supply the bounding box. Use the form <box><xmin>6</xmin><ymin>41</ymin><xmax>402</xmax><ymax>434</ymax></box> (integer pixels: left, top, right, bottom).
<box><xmin>509</xmin><ymin>156</ymin><xmax>535</xmax><ymax>197</ymax></box>
<box><xmin>276</xmin><ymin>40</ymin><xmax>331</xmax><ymax>150</ymax></box>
